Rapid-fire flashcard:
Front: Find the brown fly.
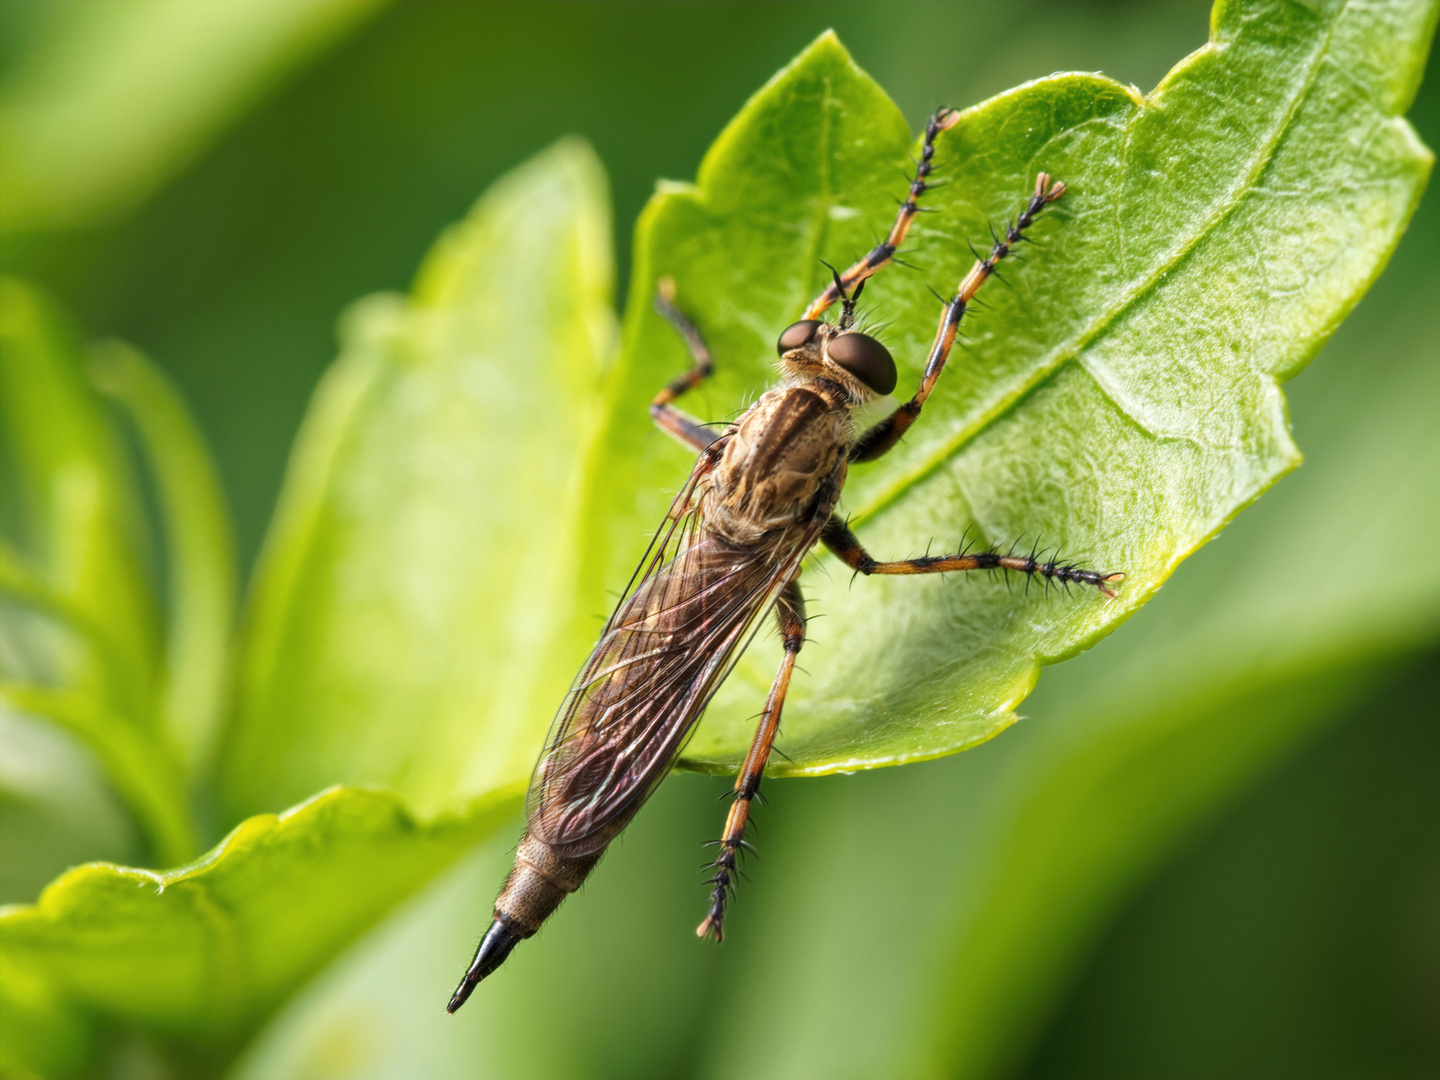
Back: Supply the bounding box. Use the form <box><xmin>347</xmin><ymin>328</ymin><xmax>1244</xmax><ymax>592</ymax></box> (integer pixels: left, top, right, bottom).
<box><xmin>448</xmin><ymin>108</ymin><xmax>1122</xmax><ymax>1012</ymax></box>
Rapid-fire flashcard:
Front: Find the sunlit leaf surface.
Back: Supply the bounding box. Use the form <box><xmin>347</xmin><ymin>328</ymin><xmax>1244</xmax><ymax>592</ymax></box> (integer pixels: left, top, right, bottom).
<box><xmin>573</xmin><ymin>0</ymin><xmax>1432</xmax><ymax>773</ymax></box>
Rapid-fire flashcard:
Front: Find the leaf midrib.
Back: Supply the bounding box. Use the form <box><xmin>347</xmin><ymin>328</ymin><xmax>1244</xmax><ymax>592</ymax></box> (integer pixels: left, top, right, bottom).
<box><xmin>848</xmin><ymin>4</ymin><xmax>1346</xmax><ymax>528</ymax></box>
<box><xmin>797</xmin><ymin>71</ymin><xmax>837</xmax><ymax>316</ymax></box>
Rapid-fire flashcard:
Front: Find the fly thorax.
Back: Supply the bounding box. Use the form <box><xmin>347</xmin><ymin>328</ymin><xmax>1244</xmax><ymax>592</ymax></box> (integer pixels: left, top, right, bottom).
<box><xmin>706</xmin><ymin>387</ymin><xmax>847</xmax><ymax>539</ymax></box>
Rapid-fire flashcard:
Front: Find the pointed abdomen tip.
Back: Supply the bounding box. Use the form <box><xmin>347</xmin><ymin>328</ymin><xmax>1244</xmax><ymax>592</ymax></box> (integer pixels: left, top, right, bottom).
<box><xmin>446</xmin><ymin>919</ymin><xmax>523</xmax><ymax>1014</ymax></box>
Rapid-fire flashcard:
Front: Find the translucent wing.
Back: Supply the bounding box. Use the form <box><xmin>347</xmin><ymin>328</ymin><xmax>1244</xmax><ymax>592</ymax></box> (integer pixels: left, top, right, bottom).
<box><xmin>528</xmin><ymin>456</ymin><xmax>823</xmax><ymax>858</ymax></box>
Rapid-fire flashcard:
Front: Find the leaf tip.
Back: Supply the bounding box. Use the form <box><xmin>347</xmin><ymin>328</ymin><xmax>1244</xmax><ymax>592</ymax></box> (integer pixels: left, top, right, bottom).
<box><xmin>769</xmin><ymin>27</ymin><xmax>863</xmax><ymax>91</ymax></box>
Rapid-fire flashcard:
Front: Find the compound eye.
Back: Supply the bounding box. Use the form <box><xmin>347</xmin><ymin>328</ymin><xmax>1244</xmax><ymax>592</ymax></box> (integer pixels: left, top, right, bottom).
<box><xmin>776</xmin><ymin>320</ymin><xmax>821</xmax><ymax>354</ymax></box>
<box><xmin>827</xmin><ymin>332</ymin><xmax>897</xmax><ymax>395</ymax></box>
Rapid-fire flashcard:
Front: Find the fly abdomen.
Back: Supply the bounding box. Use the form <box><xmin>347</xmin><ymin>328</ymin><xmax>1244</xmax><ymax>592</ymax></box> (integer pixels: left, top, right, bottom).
<box><xmin>447</xmin><ymin>832</ymin><xmax>600</xmax><ymax>1012</ymax></box>
<box><xmin>495</xmin><ymin>831</ymin><xmax>600</xmax><ymax>934</ymax></box>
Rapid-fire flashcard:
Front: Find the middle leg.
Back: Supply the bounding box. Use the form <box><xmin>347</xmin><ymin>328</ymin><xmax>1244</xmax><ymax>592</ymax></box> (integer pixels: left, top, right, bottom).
<box><xmin>821</xmin><ymin>516</ymin><xmax>1123</xmax><ymax>597</ymax></box>
<box><xmin>696</xmin><ymin>576</ymin><xmax>807</xmax><ymax>941</ymax></box>
<box><xmin>802</xmin><ymin>107</ymin><xmax>962</xmax><ymax>320</ymax></box>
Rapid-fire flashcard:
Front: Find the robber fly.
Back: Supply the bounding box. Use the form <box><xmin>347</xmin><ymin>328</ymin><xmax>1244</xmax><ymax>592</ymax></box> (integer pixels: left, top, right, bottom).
<box><xmin>448</xmin><ymin>108</ymin><xmax>1122</xmax><ymax>1012</ymax></box>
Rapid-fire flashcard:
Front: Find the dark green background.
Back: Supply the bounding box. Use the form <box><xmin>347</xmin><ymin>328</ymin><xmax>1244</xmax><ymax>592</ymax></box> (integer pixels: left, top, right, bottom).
<box><xmin>2</xmin><ymin>3</ymin><xmax>1434</xmax><ymax>1077</ymax></box>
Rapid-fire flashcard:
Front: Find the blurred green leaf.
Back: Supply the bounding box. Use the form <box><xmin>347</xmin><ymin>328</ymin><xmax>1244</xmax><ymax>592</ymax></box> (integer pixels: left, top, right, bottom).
<box><xmin>221</xmin><ymin>136</ymin><xmax>617</xmax><ymax>823</ymax></box>
<box><xmin>0</xmin><ymin>683</ymin><xmax>193</xmax><ymax>871</ymax></box>
<box><xmin>0</xmin><ymin>955</ymin><xmax>91</xmax><ymax>1080</ymax></box>
<box><xmin>0</xmin><ymin>0</ymin><xmax>384</xmax><ymax>232</ymax></box>
<box><xmin>0</xmin><ymin>708</ymin><xmax>140</xmax><ymax>906</ymax></box>
<box><xmin>576</xmin><ymin>1</ymin><xmax>1433</xmax><ymax>774</ymax></box>
<box><xmin>0</xmin><ymin>785</ymin><xmax>514</xmax><ymax>1078</ymax></box>
<box><xmin>0</xmin><ymin>136</ymin><xmax>615</xmax><ymax>1075</ymax></box>
<box><xmin>0</xmin><ymin>280</ymin><xmax>197</xmax><ymax>865</ymax></box>
<box><xmin>89</xmin><ymin>341</ymin><xmax>237</xmax><ymax>779</ymax></box>
<box><xmin>0</xmin><ymin>279</ymin><xmax>158</xmax><ymax>715</ymax></box>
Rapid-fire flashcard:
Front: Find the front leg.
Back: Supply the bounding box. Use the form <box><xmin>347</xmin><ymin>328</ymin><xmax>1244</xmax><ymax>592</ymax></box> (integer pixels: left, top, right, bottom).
<box><xmin>851</xmin><ymin>172</ymin><xmax>1066</xmax><ymax>464</ymax></box>
<box><xmin>651</xmin><ymin>276</ymin><xmax>722</xmax><ymax>451</ymax></box>
<box><xmin>801</xmin><ymin>107</ymin><xmax>960</xmax><ymax>319</ymax></box>
<box><xmin>821</xmin><ymin>516</ymin><xmax>1123</xmax><ymax>598</ymax></box>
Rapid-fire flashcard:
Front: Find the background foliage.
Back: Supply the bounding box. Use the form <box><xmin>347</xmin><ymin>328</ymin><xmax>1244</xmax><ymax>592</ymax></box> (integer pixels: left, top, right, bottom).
<box><xmin>0</xmin><ymin>3</ymin><xmax>1435</xmax><ymax>1078</ymax></box>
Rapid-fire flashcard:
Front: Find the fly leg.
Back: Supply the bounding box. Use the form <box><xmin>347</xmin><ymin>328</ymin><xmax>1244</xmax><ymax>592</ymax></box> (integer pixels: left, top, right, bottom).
<box><xmin>697</xmin><ymin>577</ymin><xmax>806</xmax><ymax>941</ymax></box>
<box><xmin>652</xmin><ymin>276</ymin><xmax>722</xmax><ymax>451</ymax></box>
<box><xmin>821</xmin><ymin>516</ymin><xmax>1123</xmax><ymax>597</ymax></box>
<box><xmin>851</xmin><ymin>172</ymin><xmax>1066</xmax><ymax>463</ymax></box>
<box><xmin>803</xmin><ymin>107</ymin><xmax>962</xmax><ymax>319</ymax></box>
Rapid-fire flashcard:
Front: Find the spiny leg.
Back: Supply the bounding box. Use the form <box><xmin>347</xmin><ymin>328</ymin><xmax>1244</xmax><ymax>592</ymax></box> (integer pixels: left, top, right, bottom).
<box><xmin>821</xmin><ymin>516</ymin><xmax>1123</xmax><ymax>597</ymax></box>
<box><xmin>802</xmin><ymin>107</ymin><xmax>961</xmax><ymax>320</ymax></box>
<box><xmin>697</xmin><ymin>577</ymin><xmax>806</xmax><ymax>941</ymax></box>
<box><xmin>652</xmin><ymin>276</ymin><xmax>721</xmax><ymax>451</ymax></box>
<box><xmin>851</xmin><ymin>172</ymin><xmax>1066</xmax><ymax>464</ymax></box>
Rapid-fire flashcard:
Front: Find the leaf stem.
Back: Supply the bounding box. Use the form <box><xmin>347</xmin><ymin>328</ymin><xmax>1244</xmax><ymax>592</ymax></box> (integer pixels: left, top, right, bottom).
<box><xmin>89</xmin><ymin>342</ymin><xmax>237</xmax><ymax>779</ymax></box>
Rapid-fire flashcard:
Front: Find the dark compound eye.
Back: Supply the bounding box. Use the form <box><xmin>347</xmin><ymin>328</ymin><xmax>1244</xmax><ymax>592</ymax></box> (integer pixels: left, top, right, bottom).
<box><xmin>827</xmin><ymin>332</ymin><xmax>897</xmax><ymax>395</ymax></box>
<box><xmin>776</xmin><ymin>320</ymin><xmax>821</xmax><ymax>354</ymax></box>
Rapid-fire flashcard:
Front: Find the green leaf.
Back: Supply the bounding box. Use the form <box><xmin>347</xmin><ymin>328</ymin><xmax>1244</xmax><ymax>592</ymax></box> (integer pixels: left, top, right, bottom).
<box><xmin>0</xmin><ymin>137</ymin><xmax>615</xmax><ymax>1075</ymax></box>
<box><xmin>0</xmin><ymin>281</ymin><xmax>195</xmax><ymax>866</ymax></box>
<box><xmin>216</xmin><ymin>174</ymin><xmax>1440</xmax><ymax>1076</ymax></box>
<box><xmin>701</xmin><ymin>196</ymin><xmax>1440</xmax><ymax>1076</ymax></box>
<box><xmin>0</xmin><ymin>279</ymin><xmax>158</xmax><ymax>719</ymax></box>
<box><xmin>0</xmin><ymin>955</ymin><xmax>91</xmax><ymax>1080</ymax></box>
<box><xmin>220</xmin><ymin>10</ymin><xmax>1435</xmax><ymax>1077</ymax></box>
<box><xmin>576</xmin><ymin>2</ymin><xmax>1432</xmax><ymax>776</ymax></box>
<box><xmin>222</xmin><ymin>136</ymin><xmax>617</xmax><ymax>823</ymax></box>
<box><xmin>88</xmin><ymin>341</ymin><xmax>237</xmax><ymax>778</ymax></box>
<box><xmin>693</xmin><ymin>78</ymin><xmax>1440</xmax><ymax>1070</ymax></box>
<box><xmin>0</xmin><ymin>684</ymin><xmax>194</xmax><ymax>871</ymax></box>
<box><xmin>0</xmin><ymin>786</ymin><xmax>515</xmax><ymax>1076</ymax></box>
<box><xmin>0</xmin><ymin>0</ymin><xmax>384</xmax><ymax>231</ymax></box>
<box><xmin>0</xmin><ymin>705</ymin><xmax>140</xmax><ymax>906</ymax></box>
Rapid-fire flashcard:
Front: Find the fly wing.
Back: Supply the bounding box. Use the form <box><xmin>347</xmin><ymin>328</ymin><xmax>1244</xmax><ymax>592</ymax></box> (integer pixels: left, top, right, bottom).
<box><xmin>527</xmin><ymin>470</ymin><xmax>820</xmax><ymax>858</ymax></box>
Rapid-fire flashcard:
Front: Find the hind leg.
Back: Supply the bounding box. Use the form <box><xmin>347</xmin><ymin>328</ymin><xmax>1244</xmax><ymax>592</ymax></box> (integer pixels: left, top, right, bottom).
<box><xmin>697</xmin><ymin>576</ymin><xmax>806</xmax><ymax>940</ymax></box>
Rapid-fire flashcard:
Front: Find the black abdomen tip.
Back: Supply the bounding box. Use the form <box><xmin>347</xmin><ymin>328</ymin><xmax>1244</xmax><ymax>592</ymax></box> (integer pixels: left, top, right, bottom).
<box><xmin>446</xmin><ymin>919</ymin><xmax>523</xmax><ymax>1014</ymax></box>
